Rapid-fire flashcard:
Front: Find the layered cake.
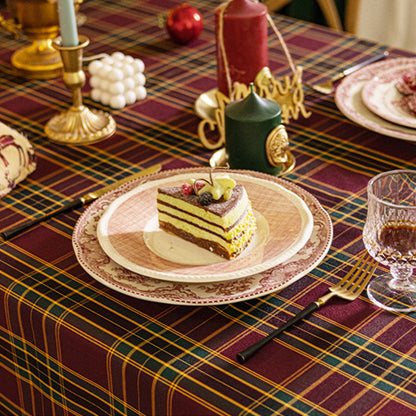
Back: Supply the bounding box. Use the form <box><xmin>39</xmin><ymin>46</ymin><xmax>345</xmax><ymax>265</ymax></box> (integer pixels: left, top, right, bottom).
<box><xmin>157</xmin><ymin>175</ymin><xmax>256</xmax><ymax>259</ymax></box>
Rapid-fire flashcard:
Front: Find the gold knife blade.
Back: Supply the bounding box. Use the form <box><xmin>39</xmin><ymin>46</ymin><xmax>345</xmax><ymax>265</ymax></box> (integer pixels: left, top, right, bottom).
<box><xmin>81</xmin><ymin>163</ymin><xmax>161</xmax><ymax>203</ymax></box>
<box><xmin>0</xmin><ymin>163</ymin><xmax>162</xmax><ymax>240</ymax></box>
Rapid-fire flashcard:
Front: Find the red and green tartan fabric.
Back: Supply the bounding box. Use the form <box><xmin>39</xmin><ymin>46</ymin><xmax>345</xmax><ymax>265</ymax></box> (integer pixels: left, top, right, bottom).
<box><xmin>1</xmin><ymin>0</ymin><xmax>416</xmax><ymax>415</ymax></box>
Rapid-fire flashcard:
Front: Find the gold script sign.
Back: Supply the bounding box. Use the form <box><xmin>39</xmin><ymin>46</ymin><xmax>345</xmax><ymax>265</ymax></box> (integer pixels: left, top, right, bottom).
<box><xmin>198</xmin><ymin>66</ymin><xmax>311</xmax><ymax>150</ymax></box>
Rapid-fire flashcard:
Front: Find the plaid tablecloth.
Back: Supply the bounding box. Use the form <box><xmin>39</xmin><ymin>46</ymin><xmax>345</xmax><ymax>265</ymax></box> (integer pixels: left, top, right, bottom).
<box><xmin>1</xmin><ymin>0</ymin><xmax>416</xmax><ymax>415</ymax></box>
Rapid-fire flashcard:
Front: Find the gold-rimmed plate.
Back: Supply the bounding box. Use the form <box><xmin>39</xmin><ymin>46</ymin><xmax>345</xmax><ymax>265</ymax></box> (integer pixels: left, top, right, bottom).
<box><xmin>96</xmin><ymin>169</ymin><xmax>313</xmax><ymax>283</ymax></box>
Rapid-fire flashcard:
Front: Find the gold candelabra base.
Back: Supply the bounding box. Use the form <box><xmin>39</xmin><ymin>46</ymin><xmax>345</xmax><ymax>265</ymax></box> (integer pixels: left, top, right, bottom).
<box><xmin>11</xmin><ymin>39</ymin><xmax>63</xmax><ymax>79</ymax></box>
<box><xmin>44</xmin><ymin>35</ymin><xmax>116</xmax><ymax>145</ymax></box>
<box><xmin>45</xmin><ymin>105</ymin><xmax>116</xmax><ymax>145</ymax></box>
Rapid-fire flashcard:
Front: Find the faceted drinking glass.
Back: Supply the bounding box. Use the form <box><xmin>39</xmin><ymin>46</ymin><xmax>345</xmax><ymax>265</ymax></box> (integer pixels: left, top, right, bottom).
<box><xmin>363</xmin><ymin>170</ymin><xmax>416</xmax><ymax>312</ymax></box>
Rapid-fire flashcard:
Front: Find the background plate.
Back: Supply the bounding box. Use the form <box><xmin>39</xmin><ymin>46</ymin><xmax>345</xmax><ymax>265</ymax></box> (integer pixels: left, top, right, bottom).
<box><xmin>335</xmin><ymin>58</ymin><xmax>416</xmax><ymax>142</ymax></box>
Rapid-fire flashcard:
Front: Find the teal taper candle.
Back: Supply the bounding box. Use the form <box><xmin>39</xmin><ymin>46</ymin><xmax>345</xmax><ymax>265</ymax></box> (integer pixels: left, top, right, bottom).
<box><xmin>225</xmin><ymin>85</ymin><xmax>282</xmax><ymax>175</ymax></box>
<box><xmin>57</xmin><ymin>0</ymin><xmax>79</xmax><ymax>47</ymax></box>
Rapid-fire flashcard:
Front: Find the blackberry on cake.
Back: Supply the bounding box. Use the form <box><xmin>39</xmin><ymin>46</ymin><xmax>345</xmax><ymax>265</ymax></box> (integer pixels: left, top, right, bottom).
<box><xmin>157</xmin><ymin>174</ymin><xmax>256</xmax><ymax>260</ymax></box>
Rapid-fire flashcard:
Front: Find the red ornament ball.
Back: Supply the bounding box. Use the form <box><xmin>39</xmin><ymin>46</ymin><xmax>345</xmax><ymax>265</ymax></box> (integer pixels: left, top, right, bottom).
<box><xmin>166</xmin><ymin>4</ymin><xmax>203</xmax><ymax>44</ymax></box>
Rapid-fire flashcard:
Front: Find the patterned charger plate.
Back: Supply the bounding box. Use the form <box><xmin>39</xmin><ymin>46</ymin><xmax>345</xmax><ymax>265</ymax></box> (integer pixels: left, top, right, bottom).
<box><xmin>73</xmin><ymin>168</ymin><xmax>333</xmax><ymax>305</ymax></box>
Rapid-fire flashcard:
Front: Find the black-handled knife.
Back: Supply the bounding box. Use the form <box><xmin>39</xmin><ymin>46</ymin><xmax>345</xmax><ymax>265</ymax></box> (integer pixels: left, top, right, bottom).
<box><xmin>0</xmin><ymin>164</ymin><xmax>161</xmax><ymax>240</ymax></box>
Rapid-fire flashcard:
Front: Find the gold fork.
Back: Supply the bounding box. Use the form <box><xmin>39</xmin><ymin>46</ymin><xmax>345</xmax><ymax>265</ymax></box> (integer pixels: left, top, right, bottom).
<box><xmin>304</xmin><ymin>51</ymin><xmax>389</xmax><ymax>94</ymax></box>
<box><xmin>237</xmin><ymin>252</ymin><xmax>377</xmax><ymax>363</ymax></box>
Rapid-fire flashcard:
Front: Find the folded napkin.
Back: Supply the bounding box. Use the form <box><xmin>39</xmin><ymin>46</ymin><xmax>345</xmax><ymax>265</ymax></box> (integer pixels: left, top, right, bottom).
<box><xmin>0</xmin><ymin>122</ymin><xmax>36</xmax><ymax>198</ymax></box>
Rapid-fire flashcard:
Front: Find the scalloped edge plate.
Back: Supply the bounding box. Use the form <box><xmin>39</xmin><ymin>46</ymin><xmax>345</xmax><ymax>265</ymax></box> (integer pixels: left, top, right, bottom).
<box><xmin>72</xmin><ymin>168</ymin><xmax>333</xmax><ymax>305</ymax></box>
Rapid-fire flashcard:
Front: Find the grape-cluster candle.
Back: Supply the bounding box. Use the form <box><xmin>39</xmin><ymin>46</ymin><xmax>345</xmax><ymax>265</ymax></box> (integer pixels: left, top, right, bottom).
<box><xmin>88</xmin><ymin>52</ymin><xmax>146</xmax><ymax>109</ymax></box>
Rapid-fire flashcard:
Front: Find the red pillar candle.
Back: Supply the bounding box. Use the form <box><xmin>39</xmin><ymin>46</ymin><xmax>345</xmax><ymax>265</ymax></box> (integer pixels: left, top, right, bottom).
<box><xmin>215</xmin><ymin>0</ymin><xmax>268</xmax><ymax>97</ymax></box>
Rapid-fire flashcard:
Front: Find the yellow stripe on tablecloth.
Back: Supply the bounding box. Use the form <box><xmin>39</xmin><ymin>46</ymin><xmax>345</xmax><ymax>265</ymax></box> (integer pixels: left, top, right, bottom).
<box><xmin>4</xmin><ymin>245</ymin><xmax>416</xmax><ymax>415</ymax></box>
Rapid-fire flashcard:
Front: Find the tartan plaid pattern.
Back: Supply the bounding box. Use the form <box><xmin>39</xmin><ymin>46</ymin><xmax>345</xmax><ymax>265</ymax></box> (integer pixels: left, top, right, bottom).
<box><xmin>1</xmin><ymin>0</ymin><xmax>416</xmax><ymax>414</ymax></box>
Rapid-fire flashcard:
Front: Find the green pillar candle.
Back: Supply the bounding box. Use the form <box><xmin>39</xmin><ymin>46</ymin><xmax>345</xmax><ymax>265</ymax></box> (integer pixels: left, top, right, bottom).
<box><xmin>225</xmin><ymin>85</ymin><xmax>282</xmax><ymax>175</ymax></box>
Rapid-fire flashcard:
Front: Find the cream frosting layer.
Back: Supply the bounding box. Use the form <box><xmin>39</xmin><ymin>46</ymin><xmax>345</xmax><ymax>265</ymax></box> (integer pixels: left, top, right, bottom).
<box><xmin>158</xmin><ymin>205</ymin><xmax>255</xmax><ymax>254</ymax></box>
<box><xmin>157</xmin><ymin>186</ymin><xmax>256</xmax><ymax>258</ymax></box>
<box><xmin>157</xmin><ymin>186</ymin><xmax>249</xmax><ymax>229</ymax></box>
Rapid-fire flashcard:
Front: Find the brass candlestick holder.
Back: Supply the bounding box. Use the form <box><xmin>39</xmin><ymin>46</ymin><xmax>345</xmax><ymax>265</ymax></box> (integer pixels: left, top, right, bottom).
<box><xmin>1</xmin><ymin>0</ymin><xmax>84</xmax><ymax>79</ymax></box>
<box><xmin>2</xmin><ymin>0</ymin><xmax>62</xmax><ymax>79</ymax></box>
<box><xmin>45</xmin><ymin>35</ymin><xmax>116</xmax><ymax>145</ymax></box>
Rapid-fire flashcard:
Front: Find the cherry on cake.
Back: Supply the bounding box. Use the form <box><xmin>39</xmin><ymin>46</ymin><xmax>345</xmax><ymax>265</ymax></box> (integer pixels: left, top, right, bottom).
<box><xmin>157</xmin><ymin>174</ymin><xmax>256</xmax><ymax>260</ymax></box>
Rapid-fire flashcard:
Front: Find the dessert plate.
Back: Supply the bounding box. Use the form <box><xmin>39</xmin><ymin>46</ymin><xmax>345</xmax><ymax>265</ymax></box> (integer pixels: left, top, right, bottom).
<box><xmin>335</xmin><ymin>57</ymin><xmax>416</xmax><ymax>142</ymax></box>
<box><xmin>361</xmin><ymin>66</ymin><xmax>416</xmax><ymax>129</ymax></box>
<box><xmin>96</xmin><ymin>170</ymin><xmax>314</xmax><ymax>283</ymax></box>
<box><xmin>72</xmin><ymin>168</ymin><xmax>333</xmax><ymax>305</ymax></box>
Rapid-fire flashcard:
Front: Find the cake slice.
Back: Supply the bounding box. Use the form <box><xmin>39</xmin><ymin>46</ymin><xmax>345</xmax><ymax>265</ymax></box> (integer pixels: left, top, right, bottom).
<box><xmin>157</xmin><ymin>176</ymin><xmax>256</xmax><ymax>260</ymax></box>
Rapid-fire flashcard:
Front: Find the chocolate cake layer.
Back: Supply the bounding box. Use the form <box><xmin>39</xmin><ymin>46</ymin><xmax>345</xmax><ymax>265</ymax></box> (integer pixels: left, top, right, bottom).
<box><xmin>157</xmin><ymin>183</ymin><xmax>256</xmax><ymax>259</ymax></box>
